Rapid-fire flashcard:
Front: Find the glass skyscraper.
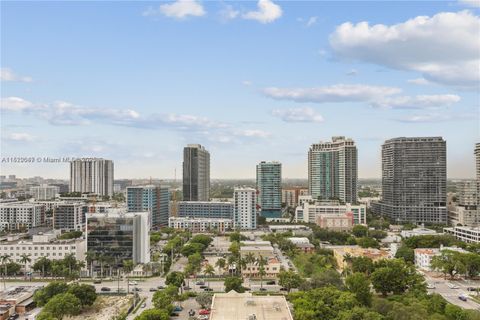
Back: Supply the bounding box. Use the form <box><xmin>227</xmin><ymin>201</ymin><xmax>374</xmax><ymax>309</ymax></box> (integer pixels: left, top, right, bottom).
<box><xmin>256</xmin><ymin>161</ymin><xmax>282</xmax><ymax>218</ymax></box>
<box><xmin>308</xmin><ymin>136</ymin><xmax>357</xmax><ymax>204</ymax></box>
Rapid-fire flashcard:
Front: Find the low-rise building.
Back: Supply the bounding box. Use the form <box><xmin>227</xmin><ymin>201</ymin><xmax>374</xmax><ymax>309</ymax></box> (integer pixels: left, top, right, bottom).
<box><xmin>0</xmin><ymin>286</ymin><xmax>41</xmax><ymax>315</ymax></box>
<box><xmin>168</xmin><ymin>217</ymin><xmax>233</xmax><ymax>233</ymax></box>
<box><xmin>268</xmin><ymin>225</ymin><xmax>312</xmax><ymax>236</ymax></box>
<box><xmin>175</xmin><ymin>201</ymin><xmax>233</xmax><ymax>219</ymax></box>
<box><xmin>443</xmin><ymin>226</ymin><xmax>480</xmax><ymax>244</ymax></box>
<box><xmin>210</xmin><ymin>291</ymin><xmax>294</xmax><ymax>320</ymax></box>
<box><xmin>288</xmin><ymin>237</ymin><xmax>315</xmax><ymax>253</ymax></box>
<box><xmin>400</xmin><ymin>227</ymin><xmax>439</xmax><ymax>238</ymax></box>
<box><xmin>240</xmin><ymin>245</ymin><xmax>275</xmax><ymax>259</ymax></box>
<box><xmin>0</xmin><ymin>231</ymin><xmax>85</xmax><ymax>269</ymax></box>
<box><xmin>328</xmin><ymin>245</ymin><xmax>390</xmax><ymax>271</ymax></box>
<box><xmin>415</xmin><ymin>246</ymin><xmax>469</xmax><ymax>271</ymax></box>
<box><xmin>242</xmin><ymin>256</ymin><xmax>282</xmax><ymax>278</ymax></box>
<box><xmin>315</xmin><ymin>212</ymin><xmax>354</xmax><ymax>231</ymax></box>
<box><xmin>295</xmin><ymin>200</ymin><xmax>366</xmax><ymax>226</ymax></box>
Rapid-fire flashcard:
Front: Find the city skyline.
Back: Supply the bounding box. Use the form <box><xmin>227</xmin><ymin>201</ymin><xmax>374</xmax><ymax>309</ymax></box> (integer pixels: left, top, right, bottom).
<box><xmin>1</xmin><ymin>1</ymin><xmax>479</xmax><ymax>179</ymax></box>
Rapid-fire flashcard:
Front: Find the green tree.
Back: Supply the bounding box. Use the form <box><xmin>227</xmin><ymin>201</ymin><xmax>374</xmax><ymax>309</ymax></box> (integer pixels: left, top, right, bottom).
<box><xmin>195</xmin><ymin>292</ymin><xmax>213</xmax><ymax>308</ymax></box>
<box><xmin>33</xmin><ymin>282</ymin><xmax>69</xmax><ymax>306</ymax></box>
<box><xmin>35</xmin><ymin>311</ymin><xmax>57</xmax><ymax>320</ymax></box>
<box><xmin>353</xmin><ymin>225</ymin><xmax>369</xmax><ymax>237</ymax></box>
<box><xmin>345</xmin><ymin>272</ymin><xmax>372</xmax><ymax>306</ymax></box>
<box><xmin>19</xmin><ymin>253</ymin><xmax>31</xmax><ymax>275</ymax></box>
<box><xmin>42</xmin><ymin>292</ymin><xmax>82</xmax><ymax>319</ymax></box>
<box><xmin>301</xmin><ymin>269</ymin><xmax>344</xmax><ymax>290</ymax></box>
<box><xmin>215</xmin><ymin>258</ymin><xmax>226</xmax><ymax>274</ymax></box>
<box><xmin>165</xmin><ymin>271</ymin><xmax>184</xmax><ymax>288</ymax></box>
<box><xmin>33</xmin><ymin>256</ymin><xmax>51</xmax><ymax>278</ymax></box>
<box><xmin>0</xmin><ymin>254</ymin><xmax>11</xmax><ymax>290</ymax></box>
<box><xmin>278</xmin><ymin>270</ymin><xmax>303</xmax><ymax>293</ymax></box>
<box><xmin>395</xmin><ymin>245</ymin><xmax>415</xmax><ymax>264</ymax></box>
<box><xmin>134</xmin><ymin>309</ymin><xmax>170</xmax><ymax>320</ymax></box>
<box><xmin>204</xmin><ymin>263</ymin><xmax>215</xmax><ymax>288</ymax></box>
<box><xmin>67</xmin><ymin>283</ymin><xmax>97</xmax><ymax>306</ymax></box>
<box><xmin>431</xmin><ymin>250</ymin><xmax>465</xmax><ymax>280</ymax></box>
<box><xmin>180</xmin><ymin>243</ymin><xmax>205</xmax><ymax>257</ymax></box>
<box><xmin>224</xmin><ymin>276</ymin><xmax>244</xmax><ymax>293</ymax></box>
<box><xmin>351</xmin><ymin>256</ymin><xmax>375</xmax><ymax>275</ymax></box>
<box><xmin>357</xmin><ymin>237</ymin><xmax>380</xmax><ymax>249</ymax></box>
<box><xmin>257</xmin><ymin>255</ymin><xmax>267</xmax><ymax>290</ymax></box>
<box><xmin>152</xmin><ymin>291</ymin><xmax>174</xmax><ymax>313</ymax></box>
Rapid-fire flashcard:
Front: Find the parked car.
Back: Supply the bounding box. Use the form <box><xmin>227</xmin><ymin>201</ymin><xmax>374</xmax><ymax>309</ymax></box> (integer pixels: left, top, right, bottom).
<box><xmin>259</xmin><ymin>287</ymin><xmax>267</xmax><ymax>291</ymax></box>
<box><xmin>199</xmin><ymin>285</ymin><xmax>207</xmax><ymax>289</ymax></box>
<box><xmin>93</xmin><ymin>279</ymin><xmax>102</xmax><ymax>284</ymax></box>
<box><xmin>132</xmin><ymin>287</ymin><xmax>141</xmax><ymax>292</ymax></box>
<box><xmin>183</xmin><ymin>286</ymin><xmax>192</xmax><ymax>290</ymax></box>
<box><xmin>157</xmin><ymin>285</ymin><xmax>165</xmax><ymax>290</ymax></box>
<box><xmin>266</xmin><ymin>280</ymin><xmax>275</xmax><ymax>285</ymax></box>
<box><xmin>279</xmin><ymin>287</ymin><xmax>288</xmax><ymax>291</ymax></box>
<box><xmin>141</xmin><ymin>303</ymin><xmax>146</xmax><ymax>308</ymax></box>
<box><xmin>170</xmin><ymin>312</ymin><xmax>180</xmax><ymax>317</ymax></box>
<box><xmin>467</xmin><ymin>287</ymin><xmax>478</xmax><ymax>292</ymax></box>
<box><xmin>149</xmin><ymin>287</ymin><xmax>158</xmax><ymax>292</ymax></box>
<box><xmin>129</xmin><ymin>281</ymin><xmax>138</xmax><ymax>285</ymax></box>
<box><xmin>196</xmin><ymin>281</ymin><xmax>205</xmax><ymax>285</ymax></box>
<box><xmin>426</xmin><ymin>283</ymin><xmax>436</xmax><ymax>289</ymax></box>
<box><xmin>458</xmin><ymin>295</ymin><xmax>468</xmax><ymax>302</ymax></box>
<box><xmin>101</xmin><ymin>287</ymin><xmax>111</xmax><ymax>292</ymax></box>
<box><xmin>188</xmin><ymin>309</ymin><xmax>196</xmax><ymax>316</ymax></box>
<box><xmin>173</xmin><ymin>306</ymin><xmax>183</xmax><ymax>312</ymax></box>
<box><xmin>199</xmin><ymin>309</ymin><xmax>211</xmax><ymax>315</ymax></box>
<box><xmin>198</xmin><ymin>316</ymin><xmax>209</xmax><ymax>320</ymax></box>
<box><xmin>204</xmin><ymin>287</ymin><xmax>213</xmax><ymax>292</ymax></box>
<box><xmin>447</xmin><ymin>283</ymin><xmax>459</xmax><ymax>289</ymax></box>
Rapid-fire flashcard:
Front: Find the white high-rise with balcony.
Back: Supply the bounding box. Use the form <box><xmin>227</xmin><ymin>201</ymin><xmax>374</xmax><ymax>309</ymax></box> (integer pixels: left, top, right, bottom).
<box><xmin>233</xmin><ymin>188</ymin><xmax>257</xmax><ymax>230</ymax></box>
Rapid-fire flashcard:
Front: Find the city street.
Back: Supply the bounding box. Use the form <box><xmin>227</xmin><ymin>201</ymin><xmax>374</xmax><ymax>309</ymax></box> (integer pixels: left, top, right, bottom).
<box><xmin>423</xmin><ymin>273</ymin><xmax>480</xmax><ymax>310</ymax></box>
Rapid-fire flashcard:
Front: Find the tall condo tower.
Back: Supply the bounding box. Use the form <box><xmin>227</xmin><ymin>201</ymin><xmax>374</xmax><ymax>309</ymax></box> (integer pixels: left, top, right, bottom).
<box><xmin>308</xmin><ymin>136</ymin><xmax>357</xmax><ymax>204</ymax></box>
<box><xmin>183</xmin><ymin>144</ymin><xmax>210</xmax><ymax>201</ymax></box>
<box><xmin>70</xmin><ymin>158</ymin><xmax>114</xmax><ymax>197</ymax></box>
<box><xmin>372</xmin><ymin>137</ymin><xmax>447</xmax><ymax>224</ymax></box>
<box><xmin>256</xmin><ymin>161</ymin><xmax>282</xmax><ymax>218</ymax></box>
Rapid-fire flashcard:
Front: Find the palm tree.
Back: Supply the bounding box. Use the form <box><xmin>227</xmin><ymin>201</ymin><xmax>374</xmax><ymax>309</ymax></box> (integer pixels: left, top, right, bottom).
<box><xmin>123</xmin><ymin>259</ymin><xmax>134</xmax><ymax>293</ymax></box>
<box><xmin>0</xmin><ymin>255</ymin><xmax>11</xmax><ymax>290</ymax></box>
<box><xmin>204</xmin><ymin>264</ymin><xmax>215</xmax><ymax>289</ymax></box>
<box><xmin>257</xmin><ymin>255</ymin><xmax>268</xmax><ymax>290</ymax></box>
<box><xmin>98</xmin><ymin>254</ymin><xmax>106</xmax><ymax>280</ymax></box>
<box><xmin>85</xmin><ymin>251</ymin><xmax>97</xmax><ymax>278</ymax></box>
<box><xmin>244</xmin><ymin>253</ymin><xmax>256</xmax><ymax>285</ymax></box>
<box><xmin>215</xmin><ymin>258</ymin><xmax>226</xmax><ymax>275</ymax></box>
<box><xmin>19</xmin><ymin>254</ymin><xmax>31</xmax><ymax>278</ymax></box>
<box><xmin>36</xmin><ymin>256</ymin><xmax>50</xmax><ymax>278</ymax></box>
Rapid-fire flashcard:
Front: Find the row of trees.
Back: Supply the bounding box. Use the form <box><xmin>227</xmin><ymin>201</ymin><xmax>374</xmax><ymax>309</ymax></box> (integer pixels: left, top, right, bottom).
<box><xmin>431</xmin><ymin>249</ymin><xmax>480</xmax><ymax>279</ymax></box>
<box><xmin>32</xmin><ymin>254</ymin><xmax>85</xmax><ymax>280</ymax></box>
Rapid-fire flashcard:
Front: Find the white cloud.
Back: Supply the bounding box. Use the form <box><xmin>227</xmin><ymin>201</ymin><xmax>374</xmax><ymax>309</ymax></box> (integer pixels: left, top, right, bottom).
<box><xmin>306</xmin><ymin>16</ymin><xmax>318</xmax><ymax>27</ymax></box>
<box><xmin>219</xmin><ymin>4</ymin><xmax>239</xmax><ymax>21</ymax></box>
<box><xmin>271</xmin><ymin>107</ymin><xmax>324</xmax><ymax>123</ymax></box>
<box><xmin>396</xmin><ymin>113</ymin><xmax>472</xmax><ymax>123</ymax></box>
<box><xmin>329</xmin><ymin>11</ymin><xmax>480</xmax><ymax>88</ymax></box>
<box><xmin>243</xmin><ymin>0</ymin><xmax>282</xmax><ymax>24</ymax></box>
<box><xmin>235</xmin><ymin>129</ymin><xmax>271</xmax><ymax>138</ymax></box>
<box><xmin>459</xmin><ymin>0</ymin><xmax>480</xmax><ymax>8</ymax></box>
<box><xmin>143</xmin><ymin>0</ymin><xmax>205</xmax><ymax>19</ymax></box>
<box><xmin>4</xmin><ymin>132</ymin><xmax>36</xmax><ymax>142</ymax></box>
<box><xmin>372</xmin><ymin>94</ymin><xmax>461</xmax><ymax>109</ymax></box>
<box><xmin>0</xmin><ymin>68</ymin><xmax>32</xmax><ymax>82</ymax></box>
<box><xmin>407</xmin><ymin>78</ymin><xmax>431</xmax><ymax>85</ymax></box>
<box><xmin>242</xmin><ymin>80</ymin><xmax>252</xmax><ymax>86</ymax></box>
<box><xmin>0</xmin><ymin>97</ymin><xmax>38</xmax><ymax>112</ymax></box>
<box><xmin>263</xmin><ymin>84</ymin><xmax>401</xmax><ymax>103</ymax></box>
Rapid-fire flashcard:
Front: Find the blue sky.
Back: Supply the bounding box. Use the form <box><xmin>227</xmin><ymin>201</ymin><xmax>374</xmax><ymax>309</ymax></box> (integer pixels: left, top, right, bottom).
<box><xmin>1</xmin><ymin>0</ymin><xmax>479</xmax><ymax>179</ymax></box>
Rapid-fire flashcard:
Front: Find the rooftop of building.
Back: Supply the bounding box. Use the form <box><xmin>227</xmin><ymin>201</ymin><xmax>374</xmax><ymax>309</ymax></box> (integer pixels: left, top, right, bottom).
<box><xmin>210</xmin><ymin>291</ymin><xmax>293</xmax><ymax>320</ymax></box>
<box><xmin>0</xmin><ymin>286</ymin><xmax>41</xmax><ymax>303</ymax></box>
<box><xmin>87</xmin><ymin>209</ymin><xmax>149</xmax><ymax>218</ymax></box>
<box><xmin>169</xmin><ymin>217</ymin><xmax>233</xmax><ymax>222</ymax></box>
<box><xmin>240</xmin><ymin>240</ymin><xmax>271</xmax><ymax>246</ymax></box>
<box><xmin>240</xmin><ymin>246</ymin><xmax>274</xmax><ymax>252</ymax></box>
<box><xmin>384</xmin><ymin>136</ymin><xmax>445</xmax><ymax>143</ymax></box>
